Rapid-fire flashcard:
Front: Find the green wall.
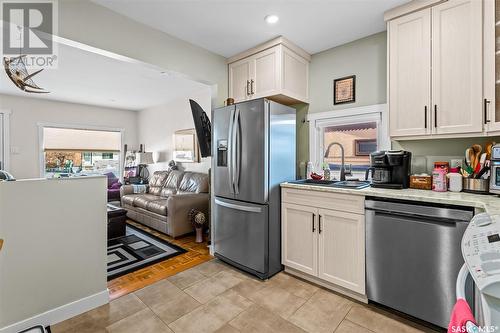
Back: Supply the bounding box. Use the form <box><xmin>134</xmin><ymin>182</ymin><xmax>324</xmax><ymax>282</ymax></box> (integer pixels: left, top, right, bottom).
<box><xmin>309</xmin><ymin>32</ymin><xmax>387</xmax><ymax>114</ymax></box>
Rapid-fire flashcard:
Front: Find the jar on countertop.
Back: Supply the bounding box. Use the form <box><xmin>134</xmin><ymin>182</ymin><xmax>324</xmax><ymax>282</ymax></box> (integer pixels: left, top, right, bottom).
<box><xmin>432</xmin><ymin>162</ymin><xmax>449</xmax><ymax>192</ymax></box>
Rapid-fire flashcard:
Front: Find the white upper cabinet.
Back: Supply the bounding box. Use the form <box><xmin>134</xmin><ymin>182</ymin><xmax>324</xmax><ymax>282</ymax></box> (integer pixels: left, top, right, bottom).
<box><xmin>252</xmin><ymin>46</ymin><xmax>280</xmax><ymax>99</ymax></box>
<box><xmin>387</xmin><ymin>0</ymin><xmax>484</xmax><ymax>139</ymax></box>
<box><xmin>389</xmin><ymin>9</ymin><xmax>431</xmax><ymax>137</ymax></box>
<box><xmin>431</xmin><ymin>0</ymin><xmax>483</xmax><ymax>135</ymax></box>
<box><xmin>228</xmin><ymin>37</ymin><xmax>310</xmax><ymax>105</ymax></box>
<box><xmin>483</xmin><ymin>0</ymin><xmax>500</xmax><ymax>133</ymax></box>
<box><xmin>229</xmin><ymin>58</ymin><xmax>252</xmax><ymax>102</ymax></box>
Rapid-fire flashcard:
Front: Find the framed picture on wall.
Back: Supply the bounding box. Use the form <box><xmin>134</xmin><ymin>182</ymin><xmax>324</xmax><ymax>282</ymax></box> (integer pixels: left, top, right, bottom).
<box><xmin>173</xmin><ymin>128</ymin><xmax>200</xmax><ymax>163</ymax></box>
<box><xmin>333</xmin><ymin>75</ymin><xmax>356</xmax><ymax>105</ymax></box>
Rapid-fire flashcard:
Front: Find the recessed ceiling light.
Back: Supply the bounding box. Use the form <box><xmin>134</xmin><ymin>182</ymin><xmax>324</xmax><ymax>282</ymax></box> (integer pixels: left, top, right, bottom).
<box><xmin>264</xmin><ymin>14</ymin><xmax>279</xmax><ymax>24</ymax></box>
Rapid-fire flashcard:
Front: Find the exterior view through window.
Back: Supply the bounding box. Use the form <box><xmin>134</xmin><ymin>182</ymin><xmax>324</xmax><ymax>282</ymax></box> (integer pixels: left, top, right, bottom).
<box><xmin>43</xmin><ymin>127</ymin><xmax>121</xmax><ymax>178</ymax></box>
<box><xmin>323</xmin><ymin>122</ymin><xmax>377</xmax><ymax>174</ymax></box>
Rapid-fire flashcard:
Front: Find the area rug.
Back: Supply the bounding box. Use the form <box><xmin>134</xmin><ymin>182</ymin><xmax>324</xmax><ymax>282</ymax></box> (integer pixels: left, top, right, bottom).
<box><xmin>107</xmin><ymin>224</ymin><xmax>186</xmax><ymax>280</ymax></box>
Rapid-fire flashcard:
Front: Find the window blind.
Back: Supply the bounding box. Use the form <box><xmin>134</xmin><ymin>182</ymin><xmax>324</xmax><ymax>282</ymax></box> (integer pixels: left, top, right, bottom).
<box><xmin>43</xmin><ymin>127</ymin><xmax>121</xmax><ymax>152</ymax></box>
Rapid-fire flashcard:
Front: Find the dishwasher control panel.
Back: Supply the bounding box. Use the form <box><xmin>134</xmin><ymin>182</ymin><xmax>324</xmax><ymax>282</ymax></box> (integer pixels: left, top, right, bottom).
<box><xmin>462</xmin><ymin>213</ymin><xmax>500</xmax><ymax>295</ymax></box>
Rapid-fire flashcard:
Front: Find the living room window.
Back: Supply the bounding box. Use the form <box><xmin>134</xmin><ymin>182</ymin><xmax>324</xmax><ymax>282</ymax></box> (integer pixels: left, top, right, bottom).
<box><xmin>41</xmin><ymin>126</ymin><xmax>123</xmax><ymax>178</ymax></box>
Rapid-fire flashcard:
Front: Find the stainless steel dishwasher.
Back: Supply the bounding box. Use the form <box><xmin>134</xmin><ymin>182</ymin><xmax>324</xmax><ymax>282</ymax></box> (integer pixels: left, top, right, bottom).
<box><xmin>365</xmin><ymin>198</ymin><xmax>474</xmax><ymax>328</ymax></box>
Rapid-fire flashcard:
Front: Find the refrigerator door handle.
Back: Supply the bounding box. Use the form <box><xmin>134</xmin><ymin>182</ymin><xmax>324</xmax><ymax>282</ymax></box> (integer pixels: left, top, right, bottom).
<box><xmin>215</xmin><ymin>198</ymin><xmax>262</xmax><ymax>213</ymax></box>
<box><xmin>231</xmin><ymin>109</ymin><xmax>239</xmax><ymax>194</ymax></box>
<box><xmin>234</xmin><ymin>108</ymin><xmax>241</xmax><ymax>195</ymax></box>
<box><xmin>228</xmin><ymin>108</ymin><xmax>235</xmax><ymax>194</ymax></box>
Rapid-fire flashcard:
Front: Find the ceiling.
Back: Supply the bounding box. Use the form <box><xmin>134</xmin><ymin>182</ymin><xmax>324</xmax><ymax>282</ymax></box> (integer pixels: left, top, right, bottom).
<box><xmin>93</xmin><ymin>0</ymin><xmax>409</xmax><ymax>57</ymax></box>
<box><xmin>0</xmin><ymin>41</ymin><xmax>208</xmax><ymax>111</ymax></box>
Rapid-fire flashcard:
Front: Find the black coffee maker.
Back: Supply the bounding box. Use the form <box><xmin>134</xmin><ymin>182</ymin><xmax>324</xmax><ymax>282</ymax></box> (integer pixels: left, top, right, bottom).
<box><xmin>366</xmin><ymin>150</ymin><xmax>412</xmax><ymax>189</ymax></box>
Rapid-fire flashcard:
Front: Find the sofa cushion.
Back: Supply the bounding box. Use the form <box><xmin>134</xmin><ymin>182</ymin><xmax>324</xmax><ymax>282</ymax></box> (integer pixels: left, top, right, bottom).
<box><xmin>134</xmin><ymin>194</ymin><xmax>161</xmax><ymax>209</ymax></box>
<box><xmin>147</xmin><ymin>199</ymin><xmax>168</xmax><ymax>216</ymax></box>
<box><xmin>104</xmin><ymin>172</ymin><xmax>119</xmax><ymax>188</ymax></box>
<box><xmin>178</xmin><ymin>172</ymin><xmax>209</xmax><ymax>194</ymax></box>
<box><xmin>121</xmin><ymin>194</ymin><xmax>143</xmax><ymax>206</ymax></box>
<box><xmin>148</xmin><ymin>171</ymin><xmax>170</xmax><ymax>195</ymax></box>
<box><xmin>160</xmin><ymin>170</ymin><xmax>184</xmax><ymax>196</ymax></box>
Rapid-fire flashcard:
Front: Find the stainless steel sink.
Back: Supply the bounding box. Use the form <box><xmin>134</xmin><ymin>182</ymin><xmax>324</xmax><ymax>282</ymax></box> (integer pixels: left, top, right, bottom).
<box><xmin>331</xmin><ymin>180</ymin><xmax>371</xmax><ymax>189</ymax></box>
<box><xmin>289</xmin><ymin>179</ymin><xmax>370</xmax><ymax>189</ymax></box>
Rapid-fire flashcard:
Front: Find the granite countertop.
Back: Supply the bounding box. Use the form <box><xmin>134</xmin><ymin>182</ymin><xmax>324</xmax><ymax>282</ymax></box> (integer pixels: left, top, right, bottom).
<box><xmin>281</xmin><ymin>182</ymin><xmax>500</xmax><ymax>215</ymax></box>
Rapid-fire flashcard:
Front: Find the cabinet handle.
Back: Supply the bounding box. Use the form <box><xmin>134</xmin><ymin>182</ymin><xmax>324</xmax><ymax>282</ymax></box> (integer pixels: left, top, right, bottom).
<box><xmin>0</xmin><ymin>239</ymin><xmax>4</xmax><ymax>252</ymax></box>
<box><xmin>485</xmin><ymin>99</ymin><xmax>491</xmax><ymax>124</ymax></box>
<box><xmin>250</xmin><ymin>79</ymin><xmax>254</xmax><ymax>94</ymax></box>
<box><xmin>434</xmin><ymin>105</ymin><xmax>438</xmax><ymax>128</ymax></box>
<box><xmin>318</xmin><ymin>215</ymin><xmax>322</xmax><ymax>234</ymax></box>
<box><xmin>312</xmin><ymin>213</ymin><xmax>316</xmax><ymax>233</ymax></box>
<box><xmin>246</xmin><ymin>80</ymin><xmax>250</xmax><ymax>96</ymax></box>
<box><xmin>424</xmin><ymin>106</ymin><xmax>428</xmax><ymax>129</ymax></box>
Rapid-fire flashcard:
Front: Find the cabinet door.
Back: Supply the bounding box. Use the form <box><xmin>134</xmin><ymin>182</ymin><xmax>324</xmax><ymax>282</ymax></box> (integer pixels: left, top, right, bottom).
<box><xmin>282</xmin><ymin>46</ymin><xmax>309</xmax><ymax>103</ymax></box>
<box><xmin>484</xmin><ymin>0</ymin><xmax>500</xmax><ymax>132</ymax></box>
<box><xmin>229</xmin><ymin>59</ymin><xmax>251</xmax><ymax>103</ymax></box>
<box><xmin>388</xmin><ymin>9</ymin><xmax>431</xmax><ymax>137</ymax></box>
<box><xmin>252</xmin><ymin>46</ymin><xmax>280</xmax><ymax>99</ymax></box>
<box><xmin>282</xmin><ymin>203</ymin><xmax>318</xmax><ymax>276</ymax></box>
<box><xmin>431</xmin><ymin>0</ymin><xmax>483</xmax><ymax>134</ymax></box>
<box><xmin>318</xmin><ymin>209</ymin><xmax>365</xmax><ymax>294</ymax></box>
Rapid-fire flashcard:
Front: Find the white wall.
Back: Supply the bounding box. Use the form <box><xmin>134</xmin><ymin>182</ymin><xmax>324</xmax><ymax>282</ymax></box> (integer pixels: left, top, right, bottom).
<box><xmin>0</xmin><ymin>94</ymin><xmax>139</xmax><ymax>179</ymax></box>
<box><xmin>0</xmin><ymin>177</ymin><xmax>108</xmax><ymax>332</ymax></box>
<box><xmin>137</xmin><ymin>87</ymin><xmax>212</xmax><ymax>174</ymax></box>
<box><xmin>58</xmin><ymin>1</ymin><xmax>227</xmax><ymax>107</ymax></box>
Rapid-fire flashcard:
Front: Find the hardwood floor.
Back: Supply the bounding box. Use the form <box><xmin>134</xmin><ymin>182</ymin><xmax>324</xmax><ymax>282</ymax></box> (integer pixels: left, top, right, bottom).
<box><xmin>107</xmin><ymin>220</ymin><xmax>213</xmax><ymax>300</ymax></box>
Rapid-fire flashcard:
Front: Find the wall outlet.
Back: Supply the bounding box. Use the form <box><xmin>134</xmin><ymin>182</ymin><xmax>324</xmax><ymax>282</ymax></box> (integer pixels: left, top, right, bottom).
<box><xmin>450</xmin><ymin>159</ymin><xmax>463</xmax><ymax>168</ymax></box>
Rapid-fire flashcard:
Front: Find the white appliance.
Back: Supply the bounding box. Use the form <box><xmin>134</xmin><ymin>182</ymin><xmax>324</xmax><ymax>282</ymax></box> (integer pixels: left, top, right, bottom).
<box><xmin>460</xmin><ymin>212</ymin><xmax>500</xmax><ymax>329</ymax></box>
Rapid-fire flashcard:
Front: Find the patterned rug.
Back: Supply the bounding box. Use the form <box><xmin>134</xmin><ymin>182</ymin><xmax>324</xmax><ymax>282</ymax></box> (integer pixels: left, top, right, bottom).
<box><xmin>107</xmin><ymin>224</ymin><xmax>186</xmax><ymax>280</ymax></box>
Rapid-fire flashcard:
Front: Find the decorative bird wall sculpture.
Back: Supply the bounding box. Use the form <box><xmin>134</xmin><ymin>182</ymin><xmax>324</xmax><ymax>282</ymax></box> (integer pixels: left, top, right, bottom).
<box><xmin>3</xmin><ymin>55</ymin><xmax>49</xmax><ymax>93</ymax></box>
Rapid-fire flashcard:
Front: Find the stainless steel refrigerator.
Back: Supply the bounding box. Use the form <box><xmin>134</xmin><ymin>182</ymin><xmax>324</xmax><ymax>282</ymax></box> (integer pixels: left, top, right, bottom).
<box><xmin>212</xmin><ymin>98</ymin><xmax>296</xmax><ymax>279</ymax></box>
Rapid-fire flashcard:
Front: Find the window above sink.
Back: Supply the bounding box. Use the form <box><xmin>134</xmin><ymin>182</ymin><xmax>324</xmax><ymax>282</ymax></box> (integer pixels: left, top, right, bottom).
<box><xmin>307</xmin><ymin>104</ymin><xmax>390</xmax><ymax>179</ymax></box>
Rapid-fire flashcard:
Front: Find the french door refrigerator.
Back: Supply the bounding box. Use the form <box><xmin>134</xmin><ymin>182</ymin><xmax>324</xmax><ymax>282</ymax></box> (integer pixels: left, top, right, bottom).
<box><xmin>212</xmin><ymin>98</ymin><xmax>296</xmax><ymax>279</ymax></box>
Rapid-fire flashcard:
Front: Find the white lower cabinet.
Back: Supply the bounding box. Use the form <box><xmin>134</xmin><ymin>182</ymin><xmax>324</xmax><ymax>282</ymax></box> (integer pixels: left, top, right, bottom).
<box><xmin>282</xmin><ymin>203</ymin><xmax>317</xmax><ymax>276</ymax></box>
<box><xmin>318</xmin><ymin>209</ymin><xmax>365</xmax><ymax>294</ymax></box>
<box><xmin>281</xmin><ymin>188</ymin><xmax>366</xmax><ymax>297</ymax></box>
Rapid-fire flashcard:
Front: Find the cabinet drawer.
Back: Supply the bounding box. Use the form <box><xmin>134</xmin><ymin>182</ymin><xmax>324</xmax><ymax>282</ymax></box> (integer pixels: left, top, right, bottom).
<box><xmin>282</xmin><ymin>188</ymin><xmax>364</xmax><ymax>215</ymax></box>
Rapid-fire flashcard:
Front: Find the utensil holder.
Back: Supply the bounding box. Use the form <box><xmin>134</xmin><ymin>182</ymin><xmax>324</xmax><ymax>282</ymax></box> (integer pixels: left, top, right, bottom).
<box><xmin>462</xmin><ymin>178</ymin><xmax>490</xmax><ymax>194</ymax></box>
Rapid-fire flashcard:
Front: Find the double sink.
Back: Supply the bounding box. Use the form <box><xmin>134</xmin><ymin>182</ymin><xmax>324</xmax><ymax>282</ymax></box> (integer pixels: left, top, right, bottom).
<box><xmin>290</xmin><ymin>179</ymin><xmax>371</xmax><ymax>190</ymax></box>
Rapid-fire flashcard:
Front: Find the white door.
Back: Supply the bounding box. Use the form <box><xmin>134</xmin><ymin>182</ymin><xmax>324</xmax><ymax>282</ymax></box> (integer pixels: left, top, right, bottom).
<box><xmin>431</xmin><ymin>0</ymin><xmax>483</xmax><ymax>134</ymax></box>
<box><xmin>282</xmin><ymin>203</ymin><xmax>318</xmax><ymax>276</ymax></box>
<box><xmin>484</xmin><ymin>0</ymin><xmax>500</xmax><ymax>132</ymax></box>
<box><xmin>318</xmin><ymin>209</ymin><xmax>365</xmax><ymax>294</ymax></box>
<box><xmin>252</xmin><ymin>46</ymin><xmax>280</xmax><ymax>99</ymax></box>
<box><xmin>229</xmin><ymin>59</ymin><xmax>251</xmax><ymax>103</ymax></box>
<box><xmin>388</xmin><ymin>8</ymin><xmax>431</xmax><ymax>137</ymax></box>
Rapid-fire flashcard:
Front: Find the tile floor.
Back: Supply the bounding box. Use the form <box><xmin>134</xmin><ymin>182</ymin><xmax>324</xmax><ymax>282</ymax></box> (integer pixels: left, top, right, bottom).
<box><xmin>53</xmin><ymin>259</ymin><xmax>440</xmax><ymax>333</ymax></box>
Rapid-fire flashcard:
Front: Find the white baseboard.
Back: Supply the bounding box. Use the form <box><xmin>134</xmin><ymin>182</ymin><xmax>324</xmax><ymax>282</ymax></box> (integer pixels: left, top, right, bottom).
<box><xmin>0</xmin><ymin>289</ymin><xmax>109</xmax><ymax>333</ymax></box>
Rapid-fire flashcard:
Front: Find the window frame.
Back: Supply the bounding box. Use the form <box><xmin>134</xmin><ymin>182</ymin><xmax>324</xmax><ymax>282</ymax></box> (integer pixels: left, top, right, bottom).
<box><xmin>38</xmin><ymin>123</ymin><xmax>125</xmax><ymax>179</ymax></box>
<box><xmin>308</xmin><ymin>104</ymin><xmax>390</xmax><ymax>177</ymax></box>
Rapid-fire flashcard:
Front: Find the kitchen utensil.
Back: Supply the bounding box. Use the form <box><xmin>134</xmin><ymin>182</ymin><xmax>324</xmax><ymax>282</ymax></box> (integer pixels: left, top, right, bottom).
<box><xmin>463</xmin><ymin>178</ymin><xmax>490</xmax><ymax>194</ymax></box>
<box><xmin>476</xmin><ymin>165</ymin><xmax>491</xmax><ymax>179</ymax></box>
<box><xmin>471</xmin><ymin>144</ymin><xmax>483</xmax><ymax>170</ymax></box>
<box><xmin>476</xmin><ymin>153</ymin><xmax>487</xmax><ymax>175</ymax></box>
<box><xmin>465</xmin><ymin>148</ymin><xmax>472</xmax><ymax>168</ymax></box>
<box><xmin>486</xmin><ymin>142</ymin><xmax>494</xmax><ymax>160</ymax></box>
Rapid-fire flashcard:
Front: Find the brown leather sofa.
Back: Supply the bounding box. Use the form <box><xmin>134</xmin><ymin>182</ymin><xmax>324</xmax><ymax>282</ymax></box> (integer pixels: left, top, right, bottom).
<box><xmin>120</xmin><ymin>170</ymin><xmax>209</xmax><ymax>237</ymax></box>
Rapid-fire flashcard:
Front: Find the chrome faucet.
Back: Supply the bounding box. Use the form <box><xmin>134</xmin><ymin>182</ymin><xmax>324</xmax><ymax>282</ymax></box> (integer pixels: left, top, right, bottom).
<box><xmin>324</xmin><ymin>142</ymin><xmax>347</xmax><ymax>181</ymax></box>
